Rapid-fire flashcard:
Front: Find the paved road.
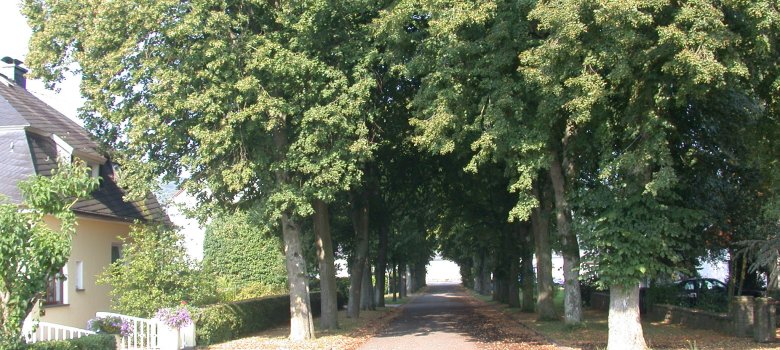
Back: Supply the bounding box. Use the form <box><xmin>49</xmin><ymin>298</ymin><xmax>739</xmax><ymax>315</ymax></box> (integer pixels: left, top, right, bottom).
<box><xmin>358</xmin><ymin>283</ymin><xmax>487</xmax><ymax>350</ymax></box>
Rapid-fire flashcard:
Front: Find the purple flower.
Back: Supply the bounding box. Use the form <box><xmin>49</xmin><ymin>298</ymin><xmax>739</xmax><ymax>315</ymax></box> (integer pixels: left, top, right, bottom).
<box><xmin>87</xmin><ymin>316</ymin><xmax>133</xmax><ymax>337</ymax></box>
<box><xmin>155</xmin><ymin>304</ymin><xmax>192</xmax><ymax>329</ymax></box>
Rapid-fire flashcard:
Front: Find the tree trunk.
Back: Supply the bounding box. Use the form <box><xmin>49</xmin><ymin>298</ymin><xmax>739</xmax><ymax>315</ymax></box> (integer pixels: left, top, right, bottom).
<box><xmin>313</xmin><ymin>199</ymin><xmax>338</xmax><ymax>330</ymax></box>
<box><xmin>532</xmin><ymin>180</ymin><xmax>557</xmax><ymax>320</ymax></box>
<box><xmin>608</xmin><ymin>285</ymin><xmax>647</xmax><ymax>350</ymax></box>
<box><xmin>274</xmin><ymin>127</ymin><xmax>315</xmax><ymax>340</ymax></box>
<box><xmin>280</xmin><ymin>211</ymin><xmax>315</xmax><ymax>340</ymax></box>
<box><xmin>348</xmin><ymin>189</ymin><xmax>370</xmax><ymax>318</ymax></box>
<box><xmin>414</xmin><ymin>262</ymin><xmax>427</xmax><ymax>291</ymax></box>
<box><xmin>480</xmin><ymin>255</ymin><xmax>492</xmax><ymax>296</ymax></box>
<box><xmin>474</xmin><ymin>253</ymin><xmax>484</xmax><ymax>294</ymax></box>
<box><xmin>406</xmin><ymin>265</ymin><xmax>413</xmax><ymax>295</ymax></box>
<box><xmin>460</xmin><ymin>259</ymin><xmax>474</xmax><ymax>289</ymax></box>
<box><xmin>519</xmin><ymin>222</ymin><xmax>535</xmax><ymax>312</ymax></box>
<box><xmin>392</xmin><ymin>261</ymin><xmax>398</xmax><ymax>302</ymax></box>
<box><xmin>549</xmin><ymin>151</ymin><xmax>583</xmax><ymax>325</ymax></box>
<box><xmin>400</xmin><ymin>264</ymin><xmax>408</xmax><ymax>298</ymax></box>
<box><xmin>727</xmin><ymin>248</ymin><xmax>736</xmax><ymax>299</ymax></box>
<box><xmin>374</xmin><ymin>221</ymin><xmax>389</xmax><ymax>307</ymax></box>
<box><xmin>361</xmin><ymin>262</ymin><xmax>375</xmax><ymax>310</ymax></box>
<box><xmin>507</xmin><ymin>225</ymin><xmax>520</xmax><ymax>308</ymax></box>
<box><xmin>508</xmin><ymin>255</ymin><xmax>520</xmax><ymax>307</ymax></box>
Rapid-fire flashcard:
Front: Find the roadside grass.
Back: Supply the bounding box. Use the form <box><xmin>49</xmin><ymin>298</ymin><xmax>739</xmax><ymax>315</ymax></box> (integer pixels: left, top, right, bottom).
<box><xmin>202</xmin><ymin>294</ymin><xmax>414</xmax><ymax>349</ymax></box>
<box><xmin>469</xmin><ymin>287</ymin><xmax>780</xmax><ymax>349</ymax></box>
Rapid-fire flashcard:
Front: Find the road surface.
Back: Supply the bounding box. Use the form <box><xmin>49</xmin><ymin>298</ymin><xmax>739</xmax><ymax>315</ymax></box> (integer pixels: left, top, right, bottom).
<box><xmin>359</xmin><ymin>283</ymin><xmax>556</xmax><ymax>350</ymax></box>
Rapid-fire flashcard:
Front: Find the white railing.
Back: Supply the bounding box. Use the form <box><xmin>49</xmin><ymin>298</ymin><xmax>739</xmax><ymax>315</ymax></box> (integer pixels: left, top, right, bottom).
<box><xmin>95</xmin><ymin>312</ymin><xmax>195</xmax><ymax>350</ymax></box>
<box><xmin>23</xmin><ymin>321</ymin><xmax>96</xmax><ymax>343</ymax></box>
<box><xmin>96</xmin><ymin>312</ymin><xmax>159</xmax><ymax>350</ymax></box>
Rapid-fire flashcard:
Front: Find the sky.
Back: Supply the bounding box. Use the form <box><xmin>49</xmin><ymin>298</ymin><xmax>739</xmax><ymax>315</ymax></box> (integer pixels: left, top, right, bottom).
<box><xmin>1</xmin><ymin>0</ymin><xmax>84</xmax><ymax>123</ymax></box>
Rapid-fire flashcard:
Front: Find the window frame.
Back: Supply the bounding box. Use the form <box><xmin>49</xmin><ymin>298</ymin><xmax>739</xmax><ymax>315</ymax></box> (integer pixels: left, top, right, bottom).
<box><xmin>43</xmin><ymin>269</ymin><xmax>67</xmax><ymax>307</ymax></box>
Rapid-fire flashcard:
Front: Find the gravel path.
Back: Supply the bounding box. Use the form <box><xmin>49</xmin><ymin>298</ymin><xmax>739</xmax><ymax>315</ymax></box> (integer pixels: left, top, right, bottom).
<box><xmin>359</xmin><ymin>283</ymin><xmax>557</xmax><ymax>350</ymax></box>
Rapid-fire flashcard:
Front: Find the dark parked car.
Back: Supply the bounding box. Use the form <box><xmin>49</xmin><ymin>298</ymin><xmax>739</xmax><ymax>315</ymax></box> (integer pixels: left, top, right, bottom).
<box><xmin>676</xmin><ymin>278</ymin><xmax>764</xmax><ymax>308</ymax></box>
<box><xmin>640</xmin><ymin>278</ymin><xmax>765</xmax><ymax>314</ymax></box>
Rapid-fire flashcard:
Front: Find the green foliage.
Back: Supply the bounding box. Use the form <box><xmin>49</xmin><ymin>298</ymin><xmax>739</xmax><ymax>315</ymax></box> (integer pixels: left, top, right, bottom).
<box><xmin>523</xmin><ymin>0</ymin><xmax>780</xmax><ymax>289</ymax></box>
<box><xmin>195</xmin><ymin>292</ymin><xmax>341</xmax><ymax>345</ymax></box>
<box><xmin>0</xmin><ymin>161</ymin><xmax>97</xmax><ymax>348</ymax></box>
<box><xmin>97</xmin><ymin>224</ymin><xmax>217</xmax><ymax>318</ymax></box>
<box><xmin>22</xmin><ymin>0</ymin><xmax>377</xmax><ymax>218</ymax></box>
<box><xmin>24</xmin><ymin>335</ymin><xmax>116</xmax><ymax>350</ymax></box>
<box><xmin>202</xmin><ymin>210</ymin><xmax>287</xmax><ymax>300</ymax></box>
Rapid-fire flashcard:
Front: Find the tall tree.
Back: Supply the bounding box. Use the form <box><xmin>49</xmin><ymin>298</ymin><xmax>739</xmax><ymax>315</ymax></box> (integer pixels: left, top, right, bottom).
<box><xmin>23</xmin><ymin>0</ymin><xmax>379</xmax><ymax>340</ymax></box>
<box><xmin>522</xmin><ymin>1</ymin><xmax>780</xmax><ymax>348</ymax></box>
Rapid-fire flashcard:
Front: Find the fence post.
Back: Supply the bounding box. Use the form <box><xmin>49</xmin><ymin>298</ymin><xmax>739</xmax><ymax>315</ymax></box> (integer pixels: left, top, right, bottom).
<box><xmin>181</xmin><ymin>323</ymin><xmax>196</xmax><ymax>348</ymax></box>
<box><xmin>156</xmin><ymin>324</ymin><xmax>180</xmax><ymax>350</ymax></box>
<box><xmin>731</xmin><ymin>296</ymin><xmax>755</xmax><ymax>337</ymax></box>
<box><xmin>753</xmin><ymin>297</ymin><xmax>776</xmax><ymax>342</ymax></box>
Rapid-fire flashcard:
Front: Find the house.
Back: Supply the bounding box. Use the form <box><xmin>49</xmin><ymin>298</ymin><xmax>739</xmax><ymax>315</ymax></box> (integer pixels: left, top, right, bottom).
<box><xmin>0</xmin><ymin>57</ymin><xmax>169</xmax><ymax>330</ymax></box>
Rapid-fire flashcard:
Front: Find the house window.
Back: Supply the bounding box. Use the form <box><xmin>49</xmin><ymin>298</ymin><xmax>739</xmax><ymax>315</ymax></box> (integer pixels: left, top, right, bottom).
<box><xmin>111</xmin><ymin>245</ymin><xmax>122</xmax><ymax>263</ymax></box>
<box><xmin>75</xmin><ymin>261</ymin><xmax>84</xmax><ymax>291</ymax></box>
<box><xmin>44</xmin><ymin>270</ymin><xmax>66</xmax><ymax>306</ymax></box>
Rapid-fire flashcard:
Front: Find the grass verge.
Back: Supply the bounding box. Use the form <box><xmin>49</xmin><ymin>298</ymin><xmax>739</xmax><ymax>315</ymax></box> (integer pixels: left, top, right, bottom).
<box><xmin>202</xmin><ymin>295</ymin><xmax>415</xmax><ymax>350</ymax></box>
<box><xmin>467</xmin><ymin>288</ymin><xmax>780</xmax><ymax>350</ymax></box>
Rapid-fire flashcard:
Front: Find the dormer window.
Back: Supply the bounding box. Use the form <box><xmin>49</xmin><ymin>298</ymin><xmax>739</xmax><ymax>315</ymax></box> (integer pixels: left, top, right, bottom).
<box><xmin>51</xmin><ymin>134</ymin><xmax>73</xmax><ymax>163</ymax></box>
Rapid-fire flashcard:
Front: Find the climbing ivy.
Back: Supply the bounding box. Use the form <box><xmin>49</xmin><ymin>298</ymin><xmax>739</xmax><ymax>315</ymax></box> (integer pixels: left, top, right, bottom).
<box><xmin>202</xmin><ymin>210</ymin><xmax>287</xmax><ymax>300</ymax></box>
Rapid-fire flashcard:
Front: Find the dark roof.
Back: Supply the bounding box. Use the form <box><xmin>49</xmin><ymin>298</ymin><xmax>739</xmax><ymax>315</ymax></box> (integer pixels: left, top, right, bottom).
<box><xmin>0</xmin><ymin>129</ymin><xmax>36</xmax><ymax>202</ymax></box>
<box><xmin>0</xmin><ymin>73</ymin><xmax>169</xmax><ymax>224</ymax></box>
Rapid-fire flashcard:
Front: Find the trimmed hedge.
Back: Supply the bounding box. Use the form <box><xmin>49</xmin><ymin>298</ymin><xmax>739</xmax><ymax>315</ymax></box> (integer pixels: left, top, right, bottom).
<box><xmin>196</xmin><ymin>291</ymin><xmax>346</xmax><ymax>345</ymax></box>
<box><xmin>25</xmin><ymin>334</ymin><xmax>116</xmax><ymax>350</ymax></box>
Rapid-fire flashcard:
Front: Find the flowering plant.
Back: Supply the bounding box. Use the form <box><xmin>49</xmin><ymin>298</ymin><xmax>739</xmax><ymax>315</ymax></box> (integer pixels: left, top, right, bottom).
<box><xmin>87</xmin><ymin>316</ymin><xmax>133</xmax><ymax>337</ymax></box>
<box><xmin>155</xmin><ymin>301</ymin><xmax>193</xmax><ymax>329</ymax></box>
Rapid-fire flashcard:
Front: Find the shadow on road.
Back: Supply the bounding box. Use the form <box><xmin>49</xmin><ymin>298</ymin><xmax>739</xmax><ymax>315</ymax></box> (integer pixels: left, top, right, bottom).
<box><xmin>362</xmin><ymin>282</ymin><xmax>552</xmax><ymax>349</ymax></box>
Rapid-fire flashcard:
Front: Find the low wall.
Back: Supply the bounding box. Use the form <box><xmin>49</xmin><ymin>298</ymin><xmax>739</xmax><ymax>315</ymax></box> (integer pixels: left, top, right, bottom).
<box><xmin>647</xmin><ymin>303</ymin><xmax>731</xmax><ymax>334</ymax></box>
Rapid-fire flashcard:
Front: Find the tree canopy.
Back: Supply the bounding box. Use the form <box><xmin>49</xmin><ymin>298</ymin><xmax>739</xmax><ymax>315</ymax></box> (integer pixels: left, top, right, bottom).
<box><xmin>21</xmin><ymin>0</ymin><xmax>780</xmax><ymax>348</ymax></box>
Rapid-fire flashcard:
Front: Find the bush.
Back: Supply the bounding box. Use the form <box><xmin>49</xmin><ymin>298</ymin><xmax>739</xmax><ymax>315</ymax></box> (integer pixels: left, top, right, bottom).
<box><xmin>216</xmin><ymin>280</ymin><xmax>288</xmax><ymax>303</ymax></box>
<box><xmin>195</xmin><ymin>292</ymin><xmax>346</xmax><ymax>345</ymax></box>
<box><xmin>25</xmin><ymin>334</ymin><xmax>116</xmax><ymax>350</ymax></box>
<box><xmin>202</xmin><ymin>211</ymin><xmax>287</xmax><ymax>299</ymax></box>
<box><xmin>98</xmin><ymin>224</ymin><xmax>217</xmax><ymax>318</ymax></box>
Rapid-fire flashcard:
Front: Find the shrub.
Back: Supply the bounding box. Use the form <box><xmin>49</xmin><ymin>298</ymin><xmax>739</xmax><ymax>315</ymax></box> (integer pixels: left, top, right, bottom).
<box><xmin>195</xmin><ymin>292</ymin><xmax>346</xmax><ymax>345</ymax></box>
<box><xmin>202</xmin><ymin>211</ymin><xmax>287</xmax><ymax>298</ymax></box>
<box><xmin>97</xmin><ymin>224</ymin><xmax>217</xmax><ymax>318</ymax></box>
<box><xmin>25</xmin><ymin>334</ymin><xmax>116</xmax><ymax>350</ymax></box>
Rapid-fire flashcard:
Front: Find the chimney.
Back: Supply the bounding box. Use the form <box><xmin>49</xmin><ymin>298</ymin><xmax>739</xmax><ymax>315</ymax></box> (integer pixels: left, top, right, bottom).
<box><xmin>1</xmin><ymin>57</ymin><xmax>28</xmax><ymax>89</ymax></box>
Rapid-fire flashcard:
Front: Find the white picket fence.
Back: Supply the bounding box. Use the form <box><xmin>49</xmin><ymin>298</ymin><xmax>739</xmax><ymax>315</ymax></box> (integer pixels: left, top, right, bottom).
<box><xmin>96</xmin><ymin>312</ymin><xmax>160</xmax><ymax>349</ymax></box>
<box><xmin>23</xmin><ymin>312</ymin><xmax>195</xmax><ymax>350</ymax></box>
<box><xmin>96</xmin><ymin>312</ymin><xmax>195</xmax><ymax>350</ymax></box>
<box><xmin>23</xmin><ymin>322</ymin><xmax>96</xmax><ymax>343</ymax></box>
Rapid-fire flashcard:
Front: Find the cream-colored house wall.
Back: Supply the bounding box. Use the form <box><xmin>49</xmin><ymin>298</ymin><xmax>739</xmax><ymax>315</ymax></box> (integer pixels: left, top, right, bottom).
<box><xmin>30</xmin><ymin>215</ymin><xmax>131</xmax><ymax>329</ymax></box>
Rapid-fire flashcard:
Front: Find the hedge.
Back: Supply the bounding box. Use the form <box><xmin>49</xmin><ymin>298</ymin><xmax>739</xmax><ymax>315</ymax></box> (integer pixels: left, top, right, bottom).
<box><xmin>196</xmin><ymin>291</ymin><xmax>346</xmax><ymax>345</ymax></box>
<box><xmin>25</xmin><ymin>334</ymin><xmax>116</xmax><ymax>350</ymax></box>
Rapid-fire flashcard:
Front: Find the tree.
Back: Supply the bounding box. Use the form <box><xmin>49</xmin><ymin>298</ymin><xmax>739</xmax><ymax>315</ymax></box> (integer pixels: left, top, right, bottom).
<box><xmin>0</xmin><ymin>162</ymin><xmax>97</xmax><ymax>347</ymax></box>
<box><xmin>373</xmin><ymin>0</ymin><xmax>559</xmax><ymax>316</ymax></box>
<box><xmin>522</xmin><ymin>1</ymin><xmax>780</xmax><ymax>348</ymax></box>
<box><xmin>98</xmin><ymin>224</ymin><xmax>213</xmax><ymax>318</ymax></box>
<box><xmin>23</xmin><ymin>0</ymin><xmax>379</xmax><ymax>340</ymax></box>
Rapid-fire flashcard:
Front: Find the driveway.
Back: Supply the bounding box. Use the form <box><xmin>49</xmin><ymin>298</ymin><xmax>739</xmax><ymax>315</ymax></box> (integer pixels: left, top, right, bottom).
<box><xmin>359</xmin><ymin>282</ymin><xmax>557</xmax><ymax>350</ymax></box>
